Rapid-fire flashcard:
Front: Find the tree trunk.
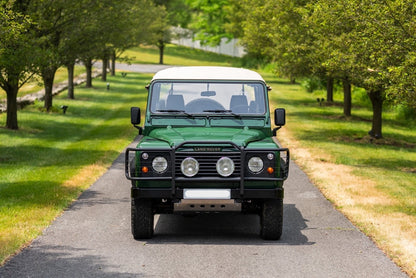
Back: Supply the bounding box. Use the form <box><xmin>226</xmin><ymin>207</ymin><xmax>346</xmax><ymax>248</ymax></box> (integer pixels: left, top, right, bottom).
<box><xmin>84</xmin><ymin>58</ymin><xmax>93</xmax><ymax>88</ymax></box>
<box><xmin>368</xmin><ymin>89</ymin><xmax>384</xmax><ymax>139</ymax></box>
<box><xmin>101</xmin><ymin>56</ymin><xmax>108</xmax><ymax>81</ymax></box>
<box><xmin>111</xmin><ymin>50</ymin><xmax>116</xmax><ymax>76</ymax></box>
<box><xmin>67</xmin><ymin>62</ymin><xmax>75</xmax><ymax>99</ymax></box>
<box><xmin>42</xmin><ymin>66</ymin><xmax>57</xmax><ymax>112</ymax></box>
<box><xmin>342</xmin><ymin>78</ymin><xmax>351</xmax><ymax>117</ymax></box>
<box><xmin>5</xmin><ymin>77</ymin><xmax>19</xmax><ymax>130</ymax></box>
<box><xmin>158</xmin><ymin>40</ymin><xmax>165</xmax><ymax>65</ymax></box>
<box><xmin>326</xmin><ymin>77</ymin><xmax>334</xmax><ymax>102</ymax></box>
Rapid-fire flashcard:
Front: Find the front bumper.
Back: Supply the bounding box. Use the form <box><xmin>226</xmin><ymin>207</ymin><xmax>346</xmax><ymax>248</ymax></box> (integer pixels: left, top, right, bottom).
<box><xmin>131</xmin><ymin>187</ymin><xmax>284</xmax><ymax>200</ymax></box>
<box><xmin>125</xmin><ymin>140</ymin><xmax>289</xmax><ymax>199</ymax></box>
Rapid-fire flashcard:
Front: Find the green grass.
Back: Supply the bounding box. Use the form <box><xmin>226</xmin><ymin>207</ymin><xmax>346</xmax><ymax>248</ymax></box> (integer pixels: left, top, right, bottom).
<box><xmin>266</xmin><ymin>73</ymin><xmax>416</xmax><ymax>215</ymax></box>
<box><xmin>0</xmin><ymin>66</ymin><xmax>85</xmax><ymax>102</ymax></box>
<box><xmin>0</xmin><ymin>72</ymin><xmax>150</xmax><ymax>264</ymax></box>
<box><xmin>263</xmin><ymin>72</ymin><xmax>416</xmax><ymax>276</ymax></box>
<box><xmin>122</xmin><ymin>44</ymin><xmax>242</xmax><ymax>67</ymax></box>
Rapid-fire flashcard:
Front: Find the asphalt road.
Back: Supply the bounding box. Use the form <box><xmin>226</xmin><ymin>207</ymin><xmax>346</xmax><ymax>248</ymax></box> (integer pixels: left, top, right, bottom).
<box><xmin>0</xmin><ymin>134</ymin><xmax>407</xmax><ymax>278</ymax></box>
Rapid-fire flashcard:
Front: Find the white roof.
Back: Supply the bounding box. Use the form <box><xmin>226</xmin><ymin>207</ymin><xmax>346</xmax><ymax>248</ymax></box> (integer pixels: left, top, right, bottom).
<box><xmin>151</xmin><ymin>66</ymin><xmax>265</xmax><ymax>82</ymax></box>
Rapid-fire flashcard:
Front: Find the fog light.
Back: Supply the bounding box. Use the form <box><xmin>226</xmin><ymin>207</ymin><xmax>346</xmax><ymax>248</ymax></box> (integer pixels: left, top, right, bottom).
<box><xmin>152</xmin><ymin>156</ymin><xmax>168</xmax><ymax>173</ymax></box>
<box><xmin>248</xmin><ymin>157</ymin><xmax>263</xmax><ymax>173</ymax></box>
<box><xmin>216</xmin><ymin>157</ymin><xmax>234</xmax><ymax>177</ymax></box>
<box><xmin>181</xmin><ymin>157</ymin><xmax>199</xmax><ymax>177</ymax></box>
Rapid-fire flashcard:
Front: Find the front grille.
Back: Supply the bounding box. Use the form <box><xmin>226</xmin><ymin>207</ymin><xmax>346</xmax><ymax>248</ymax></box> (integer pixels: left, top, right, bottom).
<box><xmin>175</xmin><ymin>152</ymin><xmax>241</xmax><ymax>178</ymax></box>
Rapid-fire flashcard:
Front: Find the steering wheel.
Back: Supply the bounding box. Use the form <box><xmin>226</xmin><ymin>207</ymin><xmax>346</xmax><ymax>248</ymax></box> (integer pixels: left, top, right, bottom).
<box><xmin>185</xmin><ymin>98</ymin><xmax>225</xmax><ymax>113</ymax></box>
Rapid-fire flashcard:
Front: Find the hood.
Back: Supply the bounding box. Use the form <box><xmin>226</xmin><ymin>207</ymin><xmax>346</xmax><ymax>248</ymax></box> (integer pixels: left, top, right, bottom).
<box><xmin>148</xmin><ymin>127</ymin><xmax>266</xmax><ymax>147</ymax></box>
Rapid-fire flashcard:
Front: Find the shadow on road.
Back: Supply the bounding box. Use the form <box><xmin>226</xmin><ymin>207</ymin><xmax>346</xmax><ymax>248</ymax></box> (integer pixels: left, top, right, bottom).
<box><xmin>149</xmin><ymin>203</ymin><xmax>314</xmax><ymax>246</ymax></box>
<box><xmin>0</xmin><ymin>245</ymin><xmax>141</xmax><ymax>278</ymax></box>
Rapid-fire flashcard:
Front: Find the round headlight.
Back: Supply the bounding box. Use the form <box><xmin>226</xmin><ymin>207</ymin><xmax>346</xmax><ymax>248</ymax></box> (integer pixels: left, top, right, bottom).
<box><xmin>216</xmin><ymin>157</ymin><xmax>235</xmax><ymax>177</ymax></box>
<box><xmin>248</xmin><ymin>157</ymin><xmax>263</xmax><ymax>173</ymax></box>
<box><xmin>181</xmin><ymin>157</ymin><xmax>199</xmax><ymax>177</ymax></box>
<box><xmin>152</xmin><ymin>156</ymin><xmax>168</xmax><ymax>173</ymax></box>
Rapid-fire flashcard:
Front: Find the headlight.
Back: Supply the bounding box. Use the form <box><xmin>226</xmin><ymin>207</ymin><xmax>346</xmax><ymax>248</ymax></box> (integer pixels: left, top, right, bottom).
<box><xmin>248</xmin><ymin>157</ymin><xmax>263</xmax><ymax>173</ymax></box>
<box><xmin>181</xmin><ymin>157</ymin><xmax>199</xmax><ymax>177</ymax></box>
<box><xmin>216</xmin><ymin>157</ymin><xmax>235</xmax><ymax>177</ymax></box>
<box><xmin>152</xmin><ymin>156</ymin><xmax>168</xmax><ymax>173</ymax></box>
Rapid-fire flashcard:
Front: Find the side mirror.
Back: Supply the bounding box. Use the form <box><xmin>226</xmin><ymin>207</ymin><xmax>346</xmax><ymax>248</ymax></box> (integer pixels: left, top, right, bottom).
<box><xmin>131</xmin><ymin>107</ymin><xmax>141</xmax><ymax>125</ymax></box>
<box><xmin>273</xmin><ymin>108</ymin><xmax>286</xmax><ymax>136</ymax></box>
<box><xmin>274</xmin><ymin>108</ymin><xmax>286</xmax><ymax>126</ymax></box>
<box><xmin>130</xmin><ymin>107</ymin><xmax>143</xmax><ymax>135</ymax></box>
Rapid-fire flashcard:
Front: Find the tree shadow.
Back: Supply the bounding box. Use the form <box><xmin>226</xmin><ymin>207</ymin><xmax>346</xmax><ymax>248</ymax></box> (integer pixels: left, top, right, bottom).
<box><xmin>0</xmin><ymin>245</ymin><xmax>142</xmax><ymax>278</ymax></box>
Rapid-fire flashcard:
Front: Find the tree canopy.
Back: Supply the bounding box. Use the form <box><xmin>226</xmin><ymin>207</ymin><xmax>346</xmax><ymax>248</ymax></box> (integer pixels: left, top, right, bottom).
<box><xmin>222</xmin><ymin>0</ymin><xmax>416</xmax><ymax>138</ymax></box>
<box><xmin>1</xmin><ymin>0</ymin><xmax>161</xmax><ymax>128</ymax></box>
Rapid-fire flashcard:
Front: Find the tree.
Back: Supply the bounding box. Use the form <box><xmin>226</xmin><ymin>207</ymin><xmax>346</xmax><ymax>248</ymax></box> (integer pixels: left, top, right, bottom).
<box><xmin>380</xmin><ymin>0</ymin><xmax>416</xmax><ymax>108</ymax></box>
<box><xmin>0</xmin><ymin>2</ymin><xmax>37</xmax><ymax>129</ymax></box>
<box><xmin>305</xmin><ymin>0</ymin><xmax>416</xmax><ymax>138</ymax></box>
<box><xmin>26</xmin><ymin>0</ymin><xmax>80</xmax><ymax>111</ymax></box>
<box><xmin>233</xmin><ymin>0</ymin><xmax>314</xmax><ymax>82</ymax></box>
<box><xmin>151</xmin><ymin>0</ymin><xmax>191</xmax><ymax>64</ymax></box>
<box><xmin>186</xmin><ymin>0</ymin><xmax>233</xmax><ymax>46</ymax></box>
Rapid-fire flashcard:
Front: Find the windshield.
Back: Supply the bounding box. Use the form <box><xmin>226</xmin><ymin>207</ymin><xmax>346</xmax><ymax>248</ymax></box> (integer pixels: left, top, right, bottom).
<box><xmin>149</xmin><ymin>82</ymin><xmax>267</xmax><ymax>115</ymax></box>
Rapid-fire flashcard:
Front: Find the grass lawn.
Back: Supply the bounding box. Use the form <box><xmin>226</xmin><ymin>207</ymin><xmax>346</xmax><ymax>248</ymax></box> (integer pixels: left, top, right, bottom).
<box><xmin>0</xmin><ymin>66</ymin><xmax>85</xmax><ymax>102</ymax></box>
<box><xmin>0</xmin><ymin>72</ymin><xmax>150</xmax><ymax>264</ymax></box>
<box><xmin>263</xmin><ymin>72</ymin><xmax>416</xmax><ymax>276</ymax></box>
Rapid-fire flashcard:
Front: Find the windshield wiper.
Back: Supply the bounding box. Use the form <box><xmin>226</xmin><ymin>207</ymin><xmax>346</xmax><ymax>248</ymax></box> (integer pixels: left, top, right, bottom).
<box><xmin>156</xmin><ymin>109</ymin><xmax>193</xmax><ymax>118</ymax></box>
<box><xmin>203</xmin><ymin>109</ymin><xmax>241</xmax><ymax>118</ymax></box>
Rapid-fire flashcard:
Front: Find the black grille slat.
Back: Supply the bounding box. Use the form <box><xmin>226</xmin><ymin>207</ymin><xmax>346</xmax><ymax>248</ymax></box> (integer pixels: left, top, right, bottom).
<box><xmin>175</xmin><ymin>151</ymin><xmax>241</xmax><ymax>178</ymax></box>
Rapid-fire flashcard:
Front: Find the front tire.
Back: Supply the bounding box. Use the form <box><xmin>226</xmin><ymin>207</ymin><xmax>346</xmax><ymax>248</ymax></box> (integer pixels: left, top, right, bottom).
<box><xmin>131</xmin><ymin>198</ymin><xmax>154</xmax><ymax>239</ymax></box>
<box><xmin>260</xmin><ymin>198</ymin><xmax>283</xmax><ymax>240</ymax></box>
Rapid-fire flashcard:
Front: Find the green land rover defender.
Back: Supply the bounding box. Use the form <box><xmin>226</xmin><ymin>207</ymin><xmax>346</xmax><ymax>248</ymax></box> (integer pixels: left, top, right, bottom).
<box><xmin>125</xmin><ymin>66</ymin><xmax>289</xmax><ymax>240</ymax></box>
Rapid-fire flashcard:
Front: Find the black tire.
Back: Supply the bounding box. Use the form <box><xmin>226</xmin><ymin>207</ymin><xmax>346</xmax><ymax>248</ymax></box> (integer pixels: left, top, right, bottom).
<box><xmin>131</xmin><ymin>198</ymin><xmax>154</xmax><ymax>239</ymax></box>
<box><xmin>260</xmin><ymin>198</ymin><xmax>283</xmax><ymax>240</ymax></box>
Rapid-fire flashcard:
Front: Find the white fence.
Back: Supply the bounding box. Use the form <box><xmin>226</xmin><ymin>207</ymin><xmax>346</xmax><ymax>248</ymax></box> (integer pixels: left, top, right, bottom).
<box><xmin>171</xmin><ymin>27</ymin><xmax>245</xmax><ymax>58</ymax></box>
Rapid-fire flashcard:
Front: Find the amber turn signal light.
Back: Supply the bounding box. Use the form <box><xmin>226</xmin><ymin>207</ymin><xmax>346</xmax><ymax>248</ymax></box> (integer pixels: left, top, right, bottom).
<box><xmin>267</xmin><ymin>167</ymin><xmax>274</xmax><ymax>174</ymax></box>
<box><xmin>142</xmin><ymin>166</ymin><xmax>149</xmax><ymax>173</ymax></box>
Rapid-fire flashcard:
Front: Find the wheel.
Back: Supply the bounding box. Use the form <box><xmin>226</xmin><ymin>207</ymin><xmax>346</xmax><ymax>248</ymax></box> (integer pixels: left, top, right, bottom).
<box><xmin>131</xmin><ymin>198</ymin><xmax>154</xmax><ymax>239</ymax></box>
<box><xmin>260</xmin><ymin>198</ymin><xmax>283</xmax><ymax>240</ymax></box>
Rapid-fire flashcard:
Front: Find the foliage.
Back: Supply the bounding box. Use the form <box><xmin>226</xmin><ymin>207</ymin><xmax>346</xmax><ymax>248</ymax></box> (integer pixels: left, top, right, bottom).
<box><xmin>0</xmin><ymin>2</ymin><xmax>39</xmax><ymax>129</ymax></box>
<box><xmin>232</xmin><ymin>0</ymin><xmax>313</xmax><ymax>81</ymax></box>
<box><xmin>1</xmin><ymin>0</ymin><xmax>162</xmax><ymax>127</ymax></box>
<box><xmin>301</xmin><ymin>76</ymin><xmax>325</xmax><ymax>93</ymax></box>
<box><xmin>186</xmin><ymin>0</ymin><xmax>233</xmax><ymax>46</ymax></box>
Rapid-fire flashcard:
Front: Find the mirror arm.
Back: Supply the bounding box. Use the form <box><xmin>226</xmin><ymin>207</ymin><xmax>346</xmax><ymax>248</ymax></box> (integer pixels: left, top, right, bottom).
<box><xmin>134</xmin><ymin>125</ymin><xmax>143</xmax><ymax>135</ymax></box>
<box><xmin>272</xmin><ymin>126</ymin><xmax>282</xmax><ymax>136</ymax></box>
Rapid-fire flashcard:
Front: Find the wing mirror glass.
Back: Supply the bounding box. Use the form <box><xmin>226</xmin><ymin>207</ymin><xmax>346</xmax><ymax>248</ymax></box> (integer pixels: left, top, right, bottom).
<box><xmin>274</xmin><ymin>108</ymin><xmax>286</xmax><ymax>126</ymax></box>
<box><xmin>273</xmin><ymin>108</ymin><xmax>286</xmax><ymax>136</ymax></box>
<box><xmin>131</xmin><ymin>107</ymin><xmax>141</xmax><ymax>125</ymax></box>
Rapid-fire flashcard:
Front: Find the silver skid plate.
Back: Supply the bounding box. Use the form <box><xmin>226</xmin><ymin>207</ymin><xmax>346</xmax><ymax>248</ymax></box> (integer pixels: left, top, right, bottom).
<box><xmin>174</xmin><ymin>199</ymin><xmax>241</xmax><ymax>212</ymax></box>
